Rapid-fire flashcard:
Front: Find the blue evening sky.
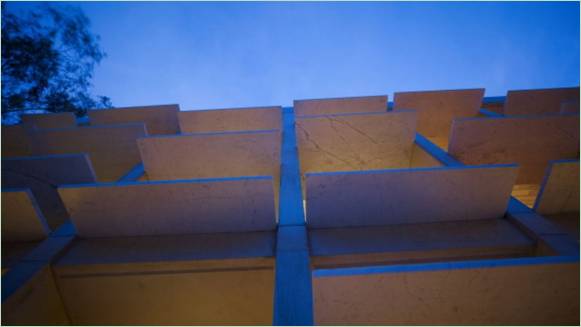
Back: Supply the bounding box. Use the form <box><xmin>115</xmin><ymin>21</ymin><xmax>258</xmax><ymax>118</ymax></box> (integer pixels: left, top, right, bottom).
<box><xmin>6</xmin><ymin>1</ymin><xmax>580</xmax><ymax>110</ymax></box>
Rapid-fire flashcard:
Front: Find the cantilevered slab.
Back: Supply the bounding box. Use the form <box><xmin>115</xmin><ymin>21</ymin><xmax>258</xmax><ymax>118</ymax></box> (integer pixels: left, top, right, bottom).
<box><xmin>295</xmin><ymin>111</ymin><xmax>416</xmax><ymax>174</ymax></box>
<box><xmin>306</xmin><ymin>165</ymin><xmax>518</xmax><ymax>229</ymax></box>
<box><xmin>59</xmin><ymin>177</ymin><xmax>277</xmax><ymax>238</ymax></box>
<box><xmin>309</xmin><ymin>219</ymin><xmax>533</xmax><ymax>268</ymax></box>
<box><xmin>448</xmin><ymin>114</ymin><xmax>579</xmax><ymax>184</ymax></box>
<box><xmin>138</xmin><ymin>130</ymin><xmax>281</xmax><ymax>181</ymax></box>
<box><xmin>28</xmin><ymin>124</ymin><xmax>147</xmax><ymax>182</ymax></box>
<box><xmin>393</xmin><ymin>88</ymin><xmax>484</xmax><ymax>147</ymax></box>
<box><xmin>313</xmin><ymin>257</ymin><xmax>579</xmax><ymax>325</ymax></box>
<box><xmin>1</xmin><ymin>125</ymin><xmax>32</xmax><ymax>157</ymax></box>
<box><xmin>534</xmin><ymin>160</ymin><xmax>579</xmax><ymax>215</ymax></box>
<box><xmin>21</xmin><ymin>112</ymin><xmax>76</xmax><ymax>129</ymax></box>
<box><xmin>1</xmin><ymin>190</ymin><xmax>50</xmax><ymax>242</ymax></box>
<box><xmin>88</xmin><ymin>104</ymin><xmax>180</xmax><ymax>135</ymax></box>
<box><xmin>178</xmin><ymin>106</ymin><xmax>282</xmax><ymax>133</ymax></box>
<box><xmin>2</xmin><ymin>154</ymin><xmax>97</xmax><ymax>229</ymax></box>
<box><xmin>294</xmin><ymin>95</ymin><xmax>387</xmax><ymax>116</ymax></box>
<box><xmin>53</xmin><ymin>257</ymin><xmax>274</xmax><ymax>325</ymax></box>
<box><xmin>504</xmin><ymin>87</ymin><xmax>579</xmax><ymax>115</ymax></box>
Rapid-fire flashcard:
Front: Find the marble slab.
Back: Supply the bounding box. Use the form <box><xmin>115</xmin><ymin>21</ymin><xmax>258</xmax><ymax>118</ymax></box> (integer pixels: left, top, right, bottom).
<box><xmin>28</xmin><ymin>123</ymin><xmax>147</xmax><ymax>182</ymax></box>
<box><xmin>1</xmin><ymin>190</ymin><xmax>50</xmax><ymax>242</ymax></box>
<box><xmin>305</xmin><ymin>165</ymin><xmax>518</xmax><ymax>229</ymax></box>
<box><xmin>534</xmin><ymin>160</ymin><xmax>579</xmax><ymax>215</ymax></box>
<box><xmin>295</xmin><ymin>111</ymin><xmax>416</xmax><ymax>174</ymax></box>
<box><xmin>58</xmin><ymin>177</ymin><xmax>277</xmax><ymax>238</ymax></box>
<box><xmin>504</xmin><ymin>87</ymin><xmax>579</xmax><ymax>115</ymax></box>
<box><xmin>2</xmin><ymin>154</ymin><xmax>97</xmax><ymax>229</ymax></box>
<box><xmin>21</xmin><ymin>112</ymin><xmax>76</xmax><ymax>129</ymax></box>
<box><xmin>138</xmin><ymin>130</ymin><xmax>281</xmax><ymax>181</ymax></box>
<box><xmin>88</xmin><ymin>104</ymin><xmax>180</xmax><ymax>135</ymax></box>
<box><xmin>393</xmin><ymin>88</ymin><xmax>484</xmax><ymax>141</ymax></box>
<box><xmin>1</xmin><ymin>125</ymin><xmax>32</xmax><ymax>157</ymax></box>
<box><xmin>448</xmin><ymin>114</ymin><xmax>580</xmax><ymax>184</ymax></box>
<box><xmin>53</xmin><ymin>258</ymin><xmax>274</xmax><ymax>325</ymax></box>
<box><xmin>294</xmin><ymin>95</ymin><xmax>387</xmax><ymax>116</ymax></box>
<box><xmin>179</xmin><ymin>106</ymin><xmax>282</xmax><ymax>133</ymax></box>
<box><xmin>313</xmin><ymin>258</ymin><xmax>579</xmax><ymax>325</ymax></box>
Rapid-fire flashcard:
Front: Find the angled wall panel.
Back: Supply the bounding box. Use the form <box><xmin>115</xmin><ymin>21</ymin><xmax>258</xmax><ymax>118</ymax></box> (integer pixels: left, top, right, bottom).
<box><xmin>28</xmin><ymin>124</ymin><xmax>147</xmax><ymax>182</ymax></box>
<box><xmin>59</xmin><ymin>177</ymin><xmax>277</xmax><ymax>238</ymax></box>
<box><xmin>306</xmin><ymin>165</ymin><xmax>518</xmax><ymax>229</ymax></box>
<box><xmin>534</xmin><ymin>160</ymin><xmax>580</xmax><ymax>215</ymax></box>
<box><xmin>1</xmin><ymin>189</ymin><xmax>50</xmax><ymax>242</ymax></box>
<box><xmin>294</xmin><ymin>95</ymin><xmax>387</xmax><ymax>116</ymax></box>
<box><xmin>88</xmin><ymin>104</ymin><xmax>180</xmax><ymax>135</ymax></box>
<box><xmin>393</xmin><ymin>89</ymin><xmax>484</xmax><ymax>148</ymax></box>
<box><xmin>448</xmin><ymin>114</ymin><xmax>579</xmax><ymax>184</ymax></box>
<box><xmin>504</xmin><ymin>87</ymin><xmax>579</xmax><ymax>115</ymax></box>
<box><xmin>2</xmin><ymin>154</ymin><xmax>97</xmax><ymax>229</ymax></box>
<box><xmin>295</xmin><ymin>111</ymin><xmax>416</xmax><ymax>174</ymax></box>
<box><xmin>21</xmin><ymin>112</ymin><xmax>76</xmax><ymax>129</ymax></box>
<box><xmin>138</xmin><ymin>130</ymin><xmax>281</xmax><ymax>181</ymax></box>
<box><xmin>178</xmin><ymin>106</ymin><xmax>281</xmax><ymax>133</ymax></box>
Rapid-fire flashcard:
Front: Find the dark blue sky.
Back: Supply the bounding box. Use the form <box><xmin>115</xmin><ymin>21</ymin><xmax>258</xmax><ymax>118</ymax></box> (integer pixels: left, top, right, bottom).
<box><xmin>8</xmin><ymin>1</ymin><xmax>580</xmax><ymax>110</ymax></box>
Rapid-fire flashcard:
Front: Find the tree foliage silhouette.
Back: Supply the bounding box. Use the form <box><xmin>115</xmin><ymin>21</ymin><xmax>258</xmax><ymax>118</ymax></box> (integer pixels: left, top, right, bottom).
<box><xmin>1</xmin><ymin>3</ymin><xmax>112</xmax><ymax>121</ymax></box>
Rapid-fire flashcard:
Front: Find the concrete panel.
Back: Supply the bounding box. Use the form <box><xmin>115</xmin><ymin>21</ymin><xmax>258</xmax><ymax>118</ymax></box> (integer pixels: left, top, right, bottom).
<box><xmin>306</xmin><ymin>165</ymin><xmax>518</xmax><ymax>229</ymax></box>
<box><xmin>393</xmin><ymin>89</ymin><xmax>484</xmax><ymax>144</ymax></box>
<box><xmin>504</xmin><ymin>87</ymin><xmax>579</xmax><ymax>115</ymax></box>
<box><xmin>21</xmin><ymin>112</ymin><xmax>76</xmax><ymax>129</ymax></box>
<box><xmin>59</xmin><ymin>177</ymin><xmax>277</xmax><ymax>238</ymax></box>
<box><xmin>2</xmin><ymin>154</ymin><xmax>97</xmax><ymax>229</ymax></box>
<box><xmin>54</xmin><ymin>258</ymin><xmax>274</xmax><ymax>325</ymax></box>
<box><xmin>29</xmin><ymin>123</ymin><xmax>147</xmax><ymax>182</ymax></box>
<box><xmin>179</xmin><ymin>106</ymin><xmax>281</xmax><ymax>133</ymax></box>
<box><xmin>294</xmin><ymin>95</ymin><xmax>387</xmax><ymax>116</ymax></box>
<box><xmin>534</xmin><ymin>160</ymin><xmax>579</xmax><ymax>215</ymax></box>
<box><xmin>1</xmin><ymin>190</ymin><xmax>49</xmax><ymax>242</ymax></box>
<box><xmin>138</xmin><ymin>130</ymin><xmax>281</xmax><ymax>181</ymax></box>
<box><xmin>310</xmin><ymin>219</ymin><xmax>534</xmax><ymax>268</ymax></box>
<box><xmin>88</xmin><ymin>104</ymin><xmax>180</xmax><ymax>135</ymax></box>
<box><xmin>1</xmin><ymin>125</ymin><xmax>32</xmax><ymax>157</ymax></box>
<box><xmin>296</xmin><ymin>111</ymin><xmax>416</xmax><ymax>174</ymax></box>
<box><xmin>2</xmin><ymin>265</ymin><xmax>69</xmax><ymax>325</ymax></box>
<box><xmin>313</xmin><ymin>258</ymin><xmax>579</xmax><ymax>325</ymax></box>
<box><xmin>448</xmin><ymin>114</ymin><xmax>580</xmax><ymax>184</ymax></box>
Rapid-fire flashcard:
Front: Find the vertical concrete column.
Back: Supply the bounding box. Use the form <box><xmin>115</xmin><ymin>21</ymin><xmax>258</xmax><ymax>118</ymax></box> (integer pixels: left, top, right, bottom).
<box><xmin>273</xmin><ymin>107</ymin><xmax>314</xmax><ymax>325</ymax></box>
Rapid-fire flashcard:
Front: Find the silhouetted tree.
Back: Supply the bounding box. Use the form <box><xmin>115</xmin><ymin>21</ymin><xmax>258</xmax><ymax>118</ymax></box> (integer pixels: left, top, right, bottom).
<box><xmin>1</xmin><ymin>3</ymin><xmax>112</xmax><ymax>122</ymax></box>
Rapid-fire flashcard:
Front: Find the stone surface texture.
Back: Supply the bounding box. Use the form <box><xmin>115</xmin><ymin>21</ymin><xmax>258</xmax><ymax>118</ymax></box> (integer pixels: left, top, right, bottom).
<box><xmin>306</xmin><ymin>165</ymin><xmax>518</xmax><ymax>228</ymax></box>
<box><xmin>534</xmin><ymin>160</ymin><xmax>580</xmax><ymax>215</ymax></box>
<box><xmin>59</xmin><ymin>177</ymin><xmax>277</xmax><ymax>238</ymax></box>
<box><xmin>448</xmin><ymin>114</ymin><xmax>580</xmax><ymax>184</ymax></box>
<box><xmin>296</xmin><ymin>111</ymin><xmax>416</xmax><ymax>174</ymax></box>
<box><xmin>179</xmin><ymin>106</ymin><xmax>281</xmax><ymax>133</ymax></box>
<box><xmin>1</xmin><ymin>190</ymin><xmax>50</xmax><ymax>242</ymax></box>
<box><xmin>393</xmin><ymin>88</ymin><xmax>484</xmax><ymax>142</ymax></box>
<box><xmin>21</xmin><ymin>112</ymin><xmax>76</xmax><ymax>129</ymax></box>
<box><xmin>294</xmin><ymin>95</ymin><xmax>387</xmax><ymax>116</ymax></box>
<box><xmin>504</xmin><ymin>87</ymin><xmax>579</xmax><ymax>115</ymax></box>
